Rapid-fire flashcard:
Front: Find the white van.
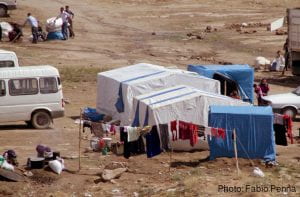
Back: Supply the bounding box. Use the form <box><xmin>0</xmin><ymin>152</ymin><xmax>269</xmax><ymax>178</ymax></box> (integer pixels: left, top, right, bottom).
<box><xmin>0</xmin><ymin>65</ymin><xmax>64</xmax><ymax>129</ymax></box>
<box><xmin>0</xmin><ymin>50</ymin><xmax>19</xmax><ymax>68</ymax></box>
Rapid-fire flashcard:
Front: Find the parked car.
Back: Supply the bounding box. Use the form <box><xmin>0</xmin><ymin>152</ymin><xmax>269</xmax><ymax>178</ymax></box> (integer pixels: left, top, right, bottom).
<box><xmin>262</xmin><ymin>86</ymin><xmax>300</xmax><ymax>119</ymax></box>
<box><xmin>0</xmin><ymin>0</ymin><xmax>17</xmax><ymax>17</ymax></box>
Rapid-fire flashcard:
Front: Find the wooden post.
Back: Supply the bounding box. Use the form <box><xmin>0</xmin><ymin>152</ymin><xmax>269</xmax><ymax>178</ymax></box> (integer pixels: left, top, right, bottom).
<box><xmin>78</xmin><ymin>108</ymin><xmax>82</xmax><ymax>171</ymax></box>
<box><xmin>233</xmin><ymin>129</ymin><xmax>240</xmax><ymax>176</ymax></box>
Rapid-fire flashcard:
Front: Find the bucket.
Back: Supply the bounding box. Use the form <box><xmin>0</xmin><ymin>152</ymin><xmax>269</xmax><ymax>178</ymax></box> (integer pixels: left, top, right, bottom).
<box><xmin>90</xmin><ymin>137</ymin><xmax>100</xmax><ymax>151</ymax></box>
<box><xmin>103</xmin><ymin>137</ymin><xmax>112</xmax><ymax>148</ymax></box>
<box><xmin>28</xmin><ymin>157</ymin><xmax>45</xmax><ymax>169</ymax></box>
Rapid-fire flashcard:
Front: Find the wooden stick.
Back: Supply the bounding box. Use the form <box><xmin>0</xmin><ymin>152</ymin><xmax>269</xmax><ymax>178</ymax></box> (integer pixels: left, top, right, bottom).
<box><xmin>233</xmin><ymin>129</ymin><xmax>240</xmax><ymax>176</ymax></box>
<box><xmin>78</xmin><ymin>108</ymin><xmax>82</xmax><ymax>171</ymax></box>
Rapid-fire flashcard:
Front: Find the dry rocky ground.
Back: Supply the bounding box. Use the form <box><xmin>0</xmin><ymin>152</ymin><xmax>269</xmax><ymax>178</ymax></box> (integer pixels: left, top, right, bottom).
<box><xmin>0</xmin><ymin>0</ymin><xmax>299</xmax><ymax>196</ymax></box>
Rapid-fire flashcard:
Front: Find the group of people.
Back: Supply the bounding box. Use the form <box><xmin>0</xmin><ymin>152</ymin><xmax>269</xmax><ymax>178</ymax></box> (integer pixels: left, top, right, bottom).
<box><xmin>23</xmin><ymin>5</ymin><xmax>74</xmax><ymax>43</ymax></box>
<box><xmin>253</xmin><ymin>78</ymin><xmax>270</xmax><ymax>105</ymax></box>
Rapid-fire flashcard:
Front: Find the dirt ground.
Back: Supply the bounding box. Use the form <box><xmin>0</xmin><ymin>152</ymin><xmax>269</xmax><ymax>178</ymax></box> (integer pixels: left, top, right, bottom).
<box><xmin>0</xmin><ymin>0</ymin><xmax>299</xmax><ymax>196</ymax></box>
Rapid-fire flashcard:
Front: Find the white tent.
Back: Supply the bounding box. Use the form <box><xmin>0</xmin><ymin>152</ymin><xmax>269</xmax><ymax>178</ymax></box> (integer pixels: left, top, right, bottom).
<box><xmin>133</xmin><ymin>85</ymin><xmax>250</xmax><ymax>150</ymax></box>
<box><xmin>96</xmin><ymin>63</ymin><xmax>220</xmax><ymax>125</ymax></box>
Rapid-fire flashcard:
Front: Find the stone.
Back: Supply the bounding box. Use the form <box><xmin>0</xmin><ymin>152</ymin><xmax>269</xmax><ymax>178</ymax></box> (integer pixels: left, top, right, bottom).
<box><xmin>101</xmin><ymin>168</ymin><xmax>127</xmax><ymax>181</ymax></box>
<box><xmin>23</xmin><ymin>171</ymin><xmax>33</xmax><ymax>177</ymax></box>
<box><xmin>104</xmin><ymin>162</ymin><xmax>128</xmax><ymax>170</ymax></box>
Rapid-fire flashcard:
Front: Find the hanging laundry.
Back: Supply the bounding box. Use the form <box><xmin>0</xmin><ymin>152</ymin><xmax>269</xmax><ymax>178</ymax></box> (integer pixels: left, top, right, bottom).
<box><xmin>274</xmin><ymin>113</ymin><xmax>284</xmax><ymax>125</ymax></box>
<box><xmin>206</xmin><ymin>127</ymin><xmax>226</xmax><ymax>139</ymax></box>
<box><xmin>283</xmin><ymin>115</ymin><xmax>293</xmax><ymax>144</ymax></box>
<box><xmin>159</xmin><ymin>124</ymin><xmax>169</xmax><ymax>151</ymax></box>
<box><xmin>120</xmin><ymin>127</ymin><xmax>145</xmax><ymax>159</ymax></box>
<box><xmin>204</xmin><ymin>127</ymin><xmax>212</xmax><ymax>140</ymax></box>
<box><xmin>170</xmin><ymin>120</ymin><xmax>177</xmax><ymax>141</ymax></box>
<box><xmin>178</xmin><ymin>121</ymin><xmax>198</xmax><ymax>147</ymax></box>
<box><xmin>145</xmin><ymin>126</ymin><xmax>161</xmax><ymax>158</ymax></box>
<box><xmin>91</xmin><ymin>122</ymin><xmax>104</xmax><ymax>137</ymax></box>
<box><xmin>110</xmin><ymin>125</ymin><xmax>116</xmax><ymax>135</ymax></box>
<box><xmin>127</xmin><ymin>126</ymin><xmax>140</xmax><ymax>142</ymax></box>
<box><xmin>274</xmin><ymin>124</ymin><xmax>288</xmax><ymax>146</ymax></box>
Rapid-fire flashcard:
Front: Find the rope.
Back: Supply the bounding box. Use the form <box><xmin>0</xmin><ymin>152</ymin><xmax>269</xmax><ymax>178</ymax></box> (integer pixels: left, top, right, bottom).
<box><xmin>235</xmin><ymin>134</ymin><xmax>255</xmax><ymax>167</ymax></box>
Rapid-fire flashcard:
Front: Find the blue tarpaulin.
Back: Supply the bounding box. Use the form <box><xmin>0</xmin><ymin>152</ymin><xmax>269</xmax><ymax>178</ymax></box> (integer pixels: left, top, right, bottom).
<box><xmin>47</xmin><ymin>31</ymin><xmax>64</xmax><ymax>40</ymax></box>
<box><xmin>187</xmin><ymin>64</ymin><xmax>254</xmax><ymax>103</ymax></box>
<box><xmin>208</xmin><ymin>106</ymin><xmax>276</xmax><ymax>161</ymax></box>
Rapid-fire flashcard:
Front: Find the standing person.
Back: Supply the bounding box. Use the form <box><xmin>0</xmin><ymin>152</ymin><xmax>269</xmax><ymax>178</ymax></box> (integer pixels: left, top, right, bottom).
<box><xmin>55</xmin><ymin>7</ymin><xmax>70</xmax><ymax>40</ymax></box>
<box><xmin>65</xmin><ymin>5</ymin><xmax>75</xmax><ymax>38</ymax></box>
<box><xmin>253</xmin><ymin>84</ymin><xmax>263</xmax><ymax>105</ymax></box>
<box><xmin>282</xmin><ymin>39</ymin><xmax>289</xmax><ymax>75</ymax></box>
<box><xmin>23</xmin><ymin>13</ymin><xmax>38</xmax><ymax>44</ymax></box>
<box><xmin>259</xmin><ymin>78</ymin><xmax>269</xmax><ymax>96</ymax></box>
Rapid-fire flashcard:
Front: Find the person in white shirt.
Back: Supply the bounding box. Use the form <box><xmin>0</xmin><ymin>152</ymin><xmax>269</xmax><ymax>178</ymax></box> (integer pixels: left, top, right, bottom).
<box><xmin>270</xmin><ymin>50</ymin><xmax>285</xmax><ymax>71</ymax></box>
<box><xmin>23</xmin><ymin>13</ymin><xmax>38</xmax><ymax>43</ymax></box>
<box><xmin>55</xmin><ymin>7</ymin><xmax>71</xmax><ymax>40</ymax></box>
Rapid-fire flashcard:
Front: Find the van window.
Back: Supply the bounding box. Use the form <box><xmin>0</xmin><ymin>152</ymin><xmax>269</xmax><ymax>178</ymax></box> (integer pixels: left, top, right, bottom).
<box><xmin>40</xmin><ymin>77</ymin><xmax>58</xmax><ymax>94</ymax></box>
<box><xmin>9</xmin><ymin>78</ymin><xmax>38</xmax><ymax>96</ymax></box>
<box><xmin>0</xmin><ymin>61</ymin><xmax>14</xmax><ymax>68</ymax></box>
<box><xmin>0</xmin><ymin>80</ymin><xmax>5</xmax><ymax>96</ymax></box>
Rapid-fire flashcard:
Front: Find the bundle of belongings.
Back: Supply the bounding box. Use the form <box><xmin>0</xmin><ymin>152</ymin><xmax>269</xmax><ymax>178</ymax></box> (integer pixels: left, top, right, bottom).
<box><xmin>8</xmin><ymin>22</ymin><xmax>23</xmax><ymax>42</ymax></box>
<box><xmin>0</xmin><ymin>150</ymin><xmax>18</xmax><ymax>171</ymax></box>
<box><xmin>273</xmin><ymin>113</ymin><xmax>293</xmax><ymax>146</ymax></box>
<box><xmin>46</xmin><ymin>17</ymin><xmax>64</xmax><ymax>40</ymax></box>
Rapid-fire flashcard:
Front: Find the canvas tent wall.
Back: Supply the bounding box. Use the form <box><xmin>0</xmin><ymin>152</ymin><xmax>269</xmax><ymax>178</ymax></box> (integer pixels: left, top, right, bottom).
<box><xmin>97</xmin><ymin>63</ymin><xmax>220</xmax><ymax>124</ymax></box>
<box><xmin>133</xmin><ymin>85</ymin><xmax>249</xmax><ymax>150</ymax></box>
<box><xmin>187</xmin><ymin>64</ymin><xmax>254</xmax><ymax>103</ymax></box>
<box><xmin>208</xmin><ymin>106</ymin><xmax>276</xmax><ymax>161</ymax></box>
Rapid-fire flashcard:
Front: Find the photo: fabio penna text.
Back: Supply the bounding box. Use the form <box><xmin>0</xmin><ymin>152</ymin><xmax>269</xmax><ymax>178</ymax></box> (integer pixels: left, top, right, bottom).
<box><xmin>218</xmin><ymin>184</ymin><xmax>297</xmax><ymax>193</ymax></box>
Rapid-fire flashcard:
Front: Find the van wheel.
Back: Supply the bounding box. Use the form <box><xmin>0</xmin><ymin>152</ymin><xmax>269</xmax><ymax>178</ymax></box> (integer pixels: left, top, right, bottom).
<box><xmin>281</xmin><ymin>107</ymin><xmax>296</xmax><ymax>120</ymax></box>
<box><xmin>31</xmin><ymin>111</ymin><xmax>52</xmax><ymax>129</ymax></box>
<box><xmin>0</xmin><ymin>5</ymin><xmax>7</xmax><ymax>17</ymax></box>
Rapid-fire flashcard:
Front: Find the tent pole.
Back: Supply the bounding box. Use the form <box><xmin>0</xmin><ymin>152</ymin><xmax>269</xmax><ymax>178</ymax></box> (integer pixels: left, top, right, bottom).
<box><xmin>78</xmin><ymin>108</ymin><xmax>82</xmax><ymax>172</ymax></box>
<box><xmin>233</xmin><ymin>129</ymin><xmax>240</xmax><ymax>176</ymax></box>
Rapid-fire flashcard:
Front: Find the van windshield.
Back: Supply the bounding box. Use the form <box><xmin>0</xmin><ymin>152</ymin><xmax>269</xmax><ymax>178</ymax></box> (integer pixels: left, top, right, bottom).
<box><xmin>0</xmin><ymin>61</ymin><xmax>14</xmax><ymax>68</ymax></box>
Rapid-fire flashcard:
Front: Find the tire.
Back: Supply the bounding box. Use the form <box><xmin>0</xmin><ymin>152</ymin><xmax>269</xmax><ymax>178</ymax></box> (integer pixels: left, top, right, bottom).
<box><xmin>0</xmin><ymin>5</ymin><xmax>7</xmax><ymax>17</ymax></box>
<box><xmin>31</xmin><ymin>111</ymin><xmax>52</xmax><ymax>129</ymax></box>
<box><xmin>281</xmin><ymin>107</ymin><xmax>297</xmax><ymax>120</ymax></box>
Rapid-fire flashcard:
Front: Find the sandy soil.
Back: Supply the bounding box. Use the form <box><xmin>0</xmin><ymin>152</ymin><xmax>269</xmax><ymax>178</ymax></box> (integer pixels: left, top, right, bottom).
<box><xmin>0</xmin><ymin>0</ymin><xmax>299</xmax><ymax>196</ymax></box>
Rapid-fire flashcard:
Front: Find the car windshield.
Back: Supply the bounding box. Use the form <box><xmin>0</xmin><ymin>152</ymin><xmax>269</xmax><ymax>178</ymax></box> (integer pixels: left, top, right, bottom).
<box><xmin>292</xmin><ymin>86</ymin><xmax>300</xmax><ymax>96</ymax></box>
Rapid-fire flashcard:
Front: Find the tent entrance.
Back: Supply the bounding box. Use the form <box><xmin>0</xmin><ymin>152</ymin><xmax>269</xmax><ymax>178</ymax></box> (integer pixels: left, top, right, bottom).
<box><xmin>212</xmin><ymin>73</ymin><xmax>239</xmax><ymax>96</ymax></box>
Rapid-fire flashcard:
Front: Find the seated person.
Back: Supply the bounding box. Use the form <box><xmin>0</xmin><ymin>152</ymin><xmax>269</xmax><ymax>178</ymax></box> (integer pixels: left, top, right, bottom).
<box><xmin>270</xmin><ymin>50</ymin><xmax>285</xmax><ymax>71</ymax></box>
<box><xmin>230</xmin><ymin>90</ymin><xmax>241</xmax><ymax>99</ymax></box>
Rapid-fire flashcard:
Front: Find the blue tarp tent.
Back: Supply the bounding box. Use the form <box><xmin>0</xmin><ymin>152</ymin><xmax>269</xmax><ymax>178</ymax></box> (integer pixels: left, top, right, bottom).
<box><xmin>208</xmin><ymin>106</ymin><xmax>276</xmax><ymax>161</ymax></box>
<box><xmin>187</xmin><ymin>64</ymin><xmax>254</xmax><ymax>103</ymax></box>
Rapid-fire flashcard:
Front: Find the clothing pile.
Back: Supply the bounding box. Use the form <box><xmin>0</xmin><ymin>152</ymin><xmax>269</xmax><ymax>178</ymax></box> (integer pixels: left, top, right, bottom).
<box><xmin>273</xmin><ymin>113</ymin><xmax>293</xmax><ymax>146</ymax></box>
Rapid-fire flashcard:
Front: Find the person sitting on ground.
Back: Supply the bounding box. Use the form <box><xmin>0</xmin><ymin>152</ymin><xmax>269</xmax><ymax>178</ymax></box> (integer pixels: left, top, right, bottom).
<box><xmin>270</xmin><ymin>50</ymin><xmax>285</xmax><ymax>71</ymax></box>
<box><xmin>253</xmin><ymin>84</ymin><xmax>263</xmax><ymax>105</ymax></box>
<box><xmin>229</xmin><ymin>90</ymin><xmax>241</xmax><ymax>99</ymax></box>
<box><xmin>259</xmin><ymin>78</ymin><xmax>269</xmax><ymax>97</ymax></box>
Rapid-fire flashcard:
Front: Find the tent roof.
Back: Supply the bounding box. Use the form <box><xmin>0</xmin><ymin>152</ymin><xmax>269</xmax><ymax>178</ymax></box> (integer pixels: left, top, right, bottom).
<box><xmin>210</xmin><ymin>106</ymin><xmax>273</xmax><ymax>116</ymax></box>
